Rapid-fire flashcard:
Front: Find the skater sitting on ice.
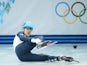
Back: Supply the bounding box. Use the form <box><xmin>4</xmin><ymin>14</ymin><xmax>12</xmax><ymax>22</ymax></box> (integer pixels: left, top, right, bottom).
<box><xmin>13</xmin><ymin>21</ymin><xmax>75</xmax><ymax>62</ymax></box>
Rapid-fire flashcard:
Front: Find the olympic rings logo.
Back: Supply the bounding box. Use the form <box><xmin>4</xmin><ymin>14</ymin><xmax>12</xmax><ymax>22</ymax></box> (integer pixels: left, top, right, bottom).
<box><xmin>55</xmin><ymin>2</ymin><xmax>87</xmax><ymax>24</ymax></box>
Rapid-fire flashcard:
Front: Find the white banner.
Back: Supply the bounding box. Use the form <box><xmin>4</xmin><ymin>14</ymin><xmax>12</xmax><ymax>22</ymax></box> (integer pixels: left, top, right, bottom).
<box><xmin>0</xmin><ymin>0</ymin><xmax>87</xmax><ymax>35</ymax></box>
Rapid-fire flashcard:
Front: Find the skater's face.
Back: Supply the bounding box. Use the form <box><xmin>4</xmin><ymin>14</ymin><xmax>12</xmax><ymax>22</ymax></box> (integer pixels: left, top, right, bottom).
<box><xmin>23</xmin><ymin>28</ymin><xmax>32</xmax><ymax>36</ymax></box>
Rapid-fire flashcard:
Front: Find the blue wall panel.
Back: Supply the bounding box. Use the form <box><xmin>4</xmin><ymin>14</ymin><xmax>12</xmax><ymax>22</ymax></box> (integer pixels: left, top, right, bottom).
<box><xmin>0</xmin><ymin>35</ymin><xmax>87</xmax><ymax>44</ymax></box>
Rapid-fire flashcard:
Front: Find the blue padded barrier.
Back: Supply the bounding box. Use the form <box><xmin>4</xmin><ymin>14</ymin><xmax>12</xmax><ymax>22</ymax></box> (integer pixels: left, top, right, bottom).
<box><xmin>0</xmin><ymin>35</ymin><xmax>87</xmax><ymax>44</ymax></box>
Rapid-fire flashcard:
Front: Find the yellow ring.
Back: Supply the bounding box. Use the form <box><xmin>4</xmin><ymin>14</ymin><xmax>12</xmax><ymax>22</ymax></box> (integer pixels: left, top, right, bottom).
<box><xmin>63</xmin><ymin>9</ymin><xmax>78</xmax><ymax>24</ymax></box>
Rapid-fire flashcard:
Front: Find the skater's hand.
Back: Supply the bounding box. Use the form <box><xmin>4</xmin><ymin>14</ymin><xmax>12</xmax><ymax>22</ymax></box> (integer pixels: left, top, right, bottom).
<box><xmin>31</xmin><ymin>38</ymin><xmax>42</xmax><ymax>44</ymax></box>
<box><xmin>61</xmin><ymin>56</ymin><xmax>74</xmax><ymax>62</ymax></box>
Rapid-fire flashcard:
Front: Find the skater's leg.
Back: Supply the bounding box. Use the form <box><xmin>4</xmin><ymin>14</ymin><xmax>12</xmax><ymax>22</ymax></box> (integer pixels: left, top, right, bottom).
<box><xmin>15</xmin><ymin>41</ymin><xmax>36</xmax><ymax>60</ymax></box>
<box><xmin>20</xmin><ymin>53</ymin><xmax>57</xmax><ymax>62</ymax></box>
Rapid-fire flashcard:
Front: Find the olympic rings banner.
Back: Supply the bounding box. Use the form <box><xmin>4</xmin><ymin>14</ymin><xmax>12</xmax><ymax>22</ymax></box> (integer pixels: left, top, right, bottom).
<box><xmin>55</xmin><ymin>1</ymin><xmax>87</xmax><ymax>24</ymax></box>
<box><xmin>0</xmin><ymin>0</ymin><xmax>87</xmax><ymax>35</ymax></box>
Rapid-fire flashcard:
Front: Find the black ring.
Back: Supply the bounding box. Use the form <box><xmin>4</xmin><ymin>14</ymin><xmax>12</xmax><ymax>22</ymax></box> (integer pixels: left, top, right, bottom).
<box><xmin>71</xmin><ymin>2</ymin><xmax>86</xmax><ymax>17</ymax></box>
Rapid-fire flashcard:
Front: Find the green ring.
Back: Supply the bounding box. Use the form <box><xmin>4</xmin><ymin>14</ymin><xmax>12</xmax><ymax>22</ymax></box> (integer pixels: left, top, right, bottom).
<box><xmin>79</xmin><ymin>9</ymin><xmax>87</xmax><ymax>24</ymax></box>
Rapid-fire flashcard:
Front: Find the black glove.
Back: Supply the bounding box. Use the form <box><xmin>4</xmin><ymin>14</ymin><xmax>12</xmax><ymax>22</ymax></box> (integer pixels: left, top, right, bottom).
<box><xmin>40</xmin><ymin>40</ymin><xmax>52</xmax><ymax>47</ymax></box>
<box><xmin>61</xmin><ymin>56</ymin><xmax>74</xmax><ymax>62</ymax></box>
<box><xmin>37</xmin><ymin>40</ymin><xmax>52</xmax><ymax>48</ymax></box>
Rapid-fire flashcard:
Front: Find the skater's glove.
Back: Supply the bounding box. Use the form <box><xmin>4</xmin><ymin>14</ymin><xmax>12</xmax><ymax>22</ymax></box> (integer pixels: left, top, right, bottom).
<box><xmin>31</xmin><ymin>38</ymin><xmax>42</xmax><ymax>44</ymax></box>
<box><xmin>40</xmin><ymin>40</ymin><xmax>52</xmax><ymax>47</ymax></box>
<box><xmin>36</xmin><ymin>40</ymin><xmax>52</xmax><ymax>48</ymax></box>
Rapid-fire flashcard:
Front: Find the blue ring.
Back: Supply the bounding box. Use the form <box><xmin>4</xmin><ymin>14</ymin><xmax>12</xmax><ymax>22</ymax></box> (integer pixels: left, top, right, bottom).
<box><xmin>55</xmin><ymin>2</ymin><xmax>70</xmax><ymax>17</ymax></box>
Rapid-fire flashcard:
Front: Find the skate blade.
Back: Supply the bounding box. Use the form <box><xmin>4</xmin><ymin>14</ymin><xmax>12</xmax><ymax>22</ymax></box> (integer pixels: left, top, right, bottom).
<box><xmin>73</xmin><ymin>60</ymin><xmax>80</xmax><ymax>63</ymax></box>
